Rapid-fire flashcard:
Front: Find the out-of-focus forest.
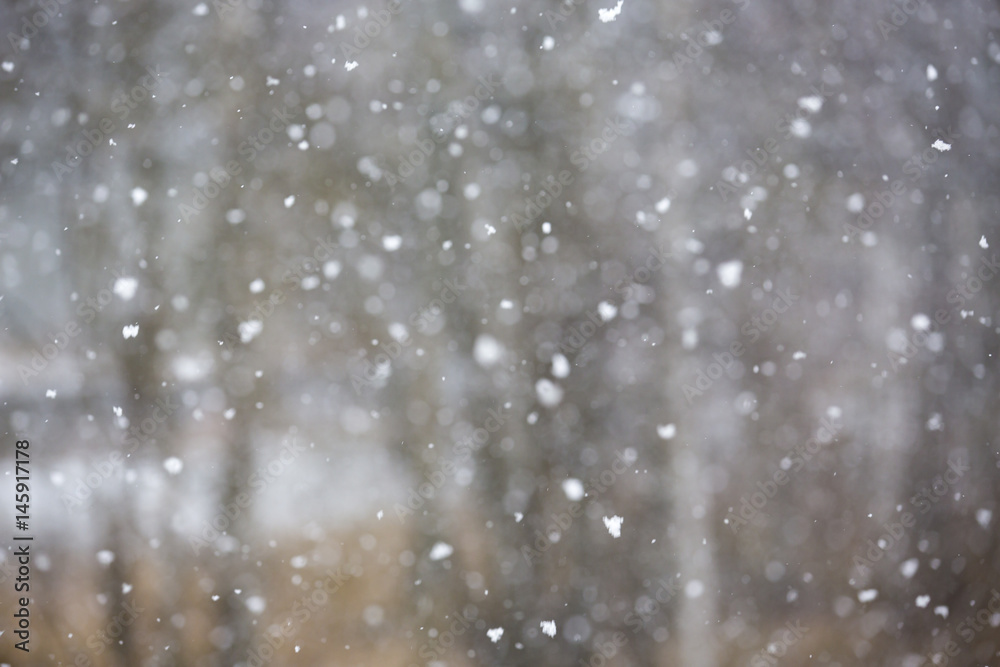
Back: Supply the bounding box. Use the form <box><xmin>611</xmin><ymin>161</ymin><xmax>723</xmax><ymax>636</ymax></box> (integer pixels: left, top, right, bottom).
<box><xmin>1</xmin><ymin>0</ymin><xmax>999</xmax><ymax>665</ymax></box>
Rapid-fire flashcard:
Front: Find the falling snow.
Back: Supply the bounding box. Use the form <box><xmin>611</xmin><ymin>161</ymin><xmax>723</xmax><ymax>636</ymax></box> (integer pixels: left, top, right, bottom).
<box><xmin>428</xmin><ymin>542</ymin><xmax>454</xmax><ymax>561</ymax></box>
<box><xmin>603</xmin><ymin>515</ymin><xmax>623</xmax><ymax>538</ymax></box>
<box><xmin>562</xmin><ymin>478</ymin><xmax>585</xmax><ymax>501</ymax></box>
<box><xmin>114</xmin><ymin>277</ymin><xmax>138</xmax><ymax>301</ymax></box>
<box><xmin>598</xmin><ymin>0</ymin><xmax>624</xmax><ymax>22</ymax></box>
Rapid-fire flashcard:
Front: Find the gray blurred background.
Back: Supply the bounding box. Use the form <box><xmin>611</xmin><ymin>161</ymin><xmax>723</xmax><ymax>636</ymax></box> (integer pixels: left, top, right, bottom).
<box><xmin>1</xmin><ymin>0</ymin><xmax>1000</xmax><ymax>665</ymax></box>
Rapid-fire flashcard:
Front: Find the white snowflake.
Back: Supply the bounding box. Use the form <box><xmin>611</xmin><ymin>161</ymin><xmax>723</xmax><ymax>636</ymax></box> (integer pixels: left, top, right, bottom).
<box><xmin>597</xmin><ymin>301</ymin><xmax>617</xmax><ymax>321</ymax></box>
<box><xmin>473</xmin><ymin>335</ymin><xmax>504</xmax><ymax>368</ymax></box>
<box><xmin>716</xmin><ymin>260</ymin><xmax>743</xmax><ymax>288</ymax></box>
<box><xmin>551</xmin><ymin>353</ymin><xmax>570</xmax><ymax>378</ymax></box>
<box><xmin>598</xmin><ymin>0</ymin><xmax>624</xmax><ymax>22</ymax></box>
<box><xmin>114</xmin><ymin>277</ymin><xmax>138</xmax><ymax>301</ymax></box>
<box><xmin>858</xmin><ymin>589</ymin><xmax>878</xmax><ymax>603</ymax></box>
<box><xmin>245</xmin><ymin>596</ymin><xmax>266</xmax><ymax>614</ymax></box>
<box><xmin>900</xmin><ymin>558</ymin><xmax>919</xmax><ymax>578</ymax></box>
<box><xmin>657</xmin><ymin>424</ymin><xmax>676</xmax><ymax>440</ymax></box>
<box><xmin>428</xmin><ymin>542</ymin><xmax>453</xmax><ymax>561</ymax></box>
<box><xmin>163</xmin><ymin>457</ymin><xmax>183</xmax><ymax>475</ymax></box>
<box><xmin>562</xmin><ymin>478</ymin><xmax>585</xmax><ymax>501</ymax></box>
<box><xmin>535</xmin><ymin>379</ymin><xmax>564</xmax><ymax>407</ymax></box>
<box><xmin>239</xmin><ymin>320</ymin><xmax>263</xmax><ymax>343</ymax></box>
